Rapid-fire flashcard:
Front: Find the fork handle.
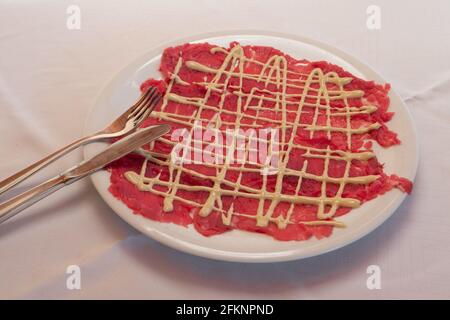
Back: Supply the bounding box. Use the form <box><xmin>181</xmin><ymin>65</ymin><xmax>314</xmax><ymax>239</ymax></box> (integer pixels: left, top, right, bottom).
<box><xmin>0</xmin><ymin>135</ymin><xmax>93</xmax><ymax>195</ymax></box>
<box><xmin>0</xmin><ymin>174</ymin><xmax>71</xmax><ymax>224</ymax></box>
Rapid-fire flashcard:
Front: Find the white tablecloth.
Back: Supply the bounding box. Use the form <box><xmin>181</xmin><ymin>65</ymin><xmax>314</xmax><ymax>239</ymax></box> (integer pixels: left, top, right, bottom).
<box><xmin>1</xmin><ymin>0</ymin><xmax>449</xmax><ymax>299</ymax></box>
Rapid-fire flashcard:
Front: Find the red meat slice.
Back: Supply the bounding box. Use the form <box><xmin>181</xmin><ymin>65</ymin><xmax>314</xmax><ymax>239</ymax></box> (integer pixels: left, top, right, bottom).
<box><xmin>108</xmin><ymin>42</ymin><xmax>412</xmax><ymax>241</ymax></box>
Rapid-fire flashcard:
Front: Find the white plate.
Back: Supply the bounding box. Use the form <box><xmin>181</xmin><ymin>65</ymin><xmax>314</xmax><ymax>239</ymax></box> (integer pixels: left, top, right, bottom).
<box><xmin>84</xmin><ymin>31</ymin><xmax>418</xmax><ymax>263</ymax></box>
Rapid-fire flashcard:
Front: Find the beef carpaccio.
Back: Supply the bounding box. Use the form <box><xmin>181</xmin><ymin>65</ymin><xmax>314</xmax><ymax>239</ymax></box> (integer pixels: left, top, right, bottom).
<box><xmin>108</xmin><ymin>42</ymin><xmax>412</xmax><ymax>241</ymax></box>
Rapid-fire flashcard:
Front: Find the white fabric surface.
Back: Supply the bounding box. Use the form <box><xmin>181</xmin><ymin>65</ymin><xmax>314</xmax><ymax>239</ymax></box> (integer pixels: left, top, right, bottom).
<box><xmin>0</xmin><ymin>0</ymin><xmax>449</xmax><ymax>299</ymax></box>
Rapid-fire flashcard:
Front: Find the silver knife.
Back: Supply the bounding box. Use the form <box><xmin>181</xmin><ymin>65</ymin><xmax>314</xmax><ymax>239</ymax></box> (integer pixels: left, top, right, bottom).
<box><xmin>0</xmin><ymin>124</ymin><xmax>170</xmax><ymax>225</ymax></box>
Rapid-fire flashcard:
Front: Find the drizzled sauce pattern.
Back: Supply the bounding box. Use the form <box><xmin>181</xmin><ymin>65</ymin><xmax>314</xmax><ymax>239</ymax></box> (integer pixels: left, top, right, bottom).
<box><xmin>125</xmin><ymin>44</ymin><xmax>382</xmax><ymax>229</ymax></box>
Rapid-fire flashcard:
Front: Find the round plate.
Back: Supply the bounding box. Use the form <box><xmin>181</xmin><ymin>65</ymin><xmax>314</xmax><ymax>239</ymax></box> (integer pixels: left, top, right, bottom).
<box><xmin>84</xmin><ymin>31</ymin><xmax>418</xmax><ymax>263</ymax></box>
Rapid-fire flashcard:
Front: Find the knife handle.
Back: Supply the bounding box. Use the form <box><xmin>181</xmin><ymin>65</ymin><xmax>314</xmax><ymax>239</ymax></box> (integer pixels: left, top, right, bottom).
<box><xmin>0</xmin><ymin>135</ymin><xmax>94</xmax><ymax>196</ymax></box>
<box><xmin>0</xmin><ymin>174</ymin><xmax>71</xmax><ymax>225</ymax></box>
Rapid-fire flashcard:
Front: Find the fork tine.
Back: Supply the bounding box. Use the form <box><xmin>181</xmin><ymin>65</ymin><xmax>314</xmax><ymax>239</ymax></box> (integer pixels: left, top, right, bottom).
<box><xmin>127</xmin><ymin>86</ymin><xmax>156</xmax><ymax>118</ymax></box>
<box><xmin>130</xmin><ymin>86</ymin><xmax>154</xmax><ymax>111</ymax></box>
<box><xmin>134</xmin><ymin>94</ymin><xmax>162</xmax><ymax>125</ymax></box>
<box><xmin>148</xmin><ymin>94</ymin><xmax>161</xmax><ymax>113</ymax></box>
<box><xmin>133</xmin><ymin>91</ymin><xmax>161</xmax><ymax>121</ymax></box>
<box><xmin>127</xmin><ymin>86</ymin><xmax>157</xmax><ymax>119</ymax></box>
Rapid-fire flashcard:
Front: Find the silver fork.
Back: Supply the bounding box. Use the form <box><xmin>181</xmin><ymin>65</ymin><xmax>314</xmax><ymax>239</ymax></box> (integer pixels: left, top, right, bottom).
<box><xmin>0</xmin><ymin>86</ymin><xmax>161</xmax><ymax>195</ymax></box>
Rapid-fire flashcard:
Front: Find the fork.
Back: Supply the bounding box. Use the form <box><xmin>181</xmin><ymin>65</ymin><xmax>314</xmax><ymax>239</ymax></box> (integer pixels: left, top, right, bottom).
<box><xmin>0</xmin><ymin>86</ymin><xmax>161</xmax><ymax>195</ymax></box>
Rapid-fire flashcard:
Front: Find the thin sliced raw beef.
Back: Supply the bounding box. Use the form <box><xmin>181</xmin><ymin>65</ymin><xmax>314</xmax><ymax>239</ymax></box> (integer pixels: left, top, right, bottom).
<box><xmin>108</xmin><ymin>42</ymin><xmax>412</xmax><ymax>241</ymax></box>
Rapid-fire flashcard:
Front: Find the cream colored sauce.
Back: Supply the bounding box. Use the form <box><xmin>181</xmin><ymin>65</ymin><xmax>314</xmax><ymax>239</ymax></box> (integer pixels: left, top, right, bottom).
<box><xmin>125</xmin><ymin>44</ymin><xmax>381</xmax><ymax>230</ymax></box>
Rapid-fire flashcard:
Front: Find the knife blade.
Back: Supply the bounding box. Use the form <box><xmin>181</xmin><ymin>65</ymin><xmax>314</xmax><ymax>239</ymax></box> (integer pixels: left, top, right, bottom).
<box><xmin>65</xmin><ymin>124</ymin><xmax>170</xmax><ymax>180</ymax></box>
<box><xmin>0</xmin><ymin>124</ymin><xmax>170</xmax><ymax>224</ymax></box>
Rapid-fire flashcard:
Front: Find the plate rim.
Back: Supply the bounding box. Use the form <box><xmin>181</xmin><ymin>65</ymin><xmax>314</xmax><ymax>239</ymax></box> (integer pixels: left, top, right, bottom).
<box><xmin>84</xmin><ymin>30</ymin><xmax>419</xmax><ymax>263</ymax></box>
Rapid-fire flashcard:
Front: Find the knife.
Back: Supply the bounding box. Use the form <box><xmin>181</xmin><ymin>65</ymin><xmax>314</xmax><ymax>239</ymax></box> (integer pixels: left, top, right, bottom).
<box><xmin>0</xmin><ymin>124</ymin><xmax>170</xmax><ymax>225</ymax></box>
